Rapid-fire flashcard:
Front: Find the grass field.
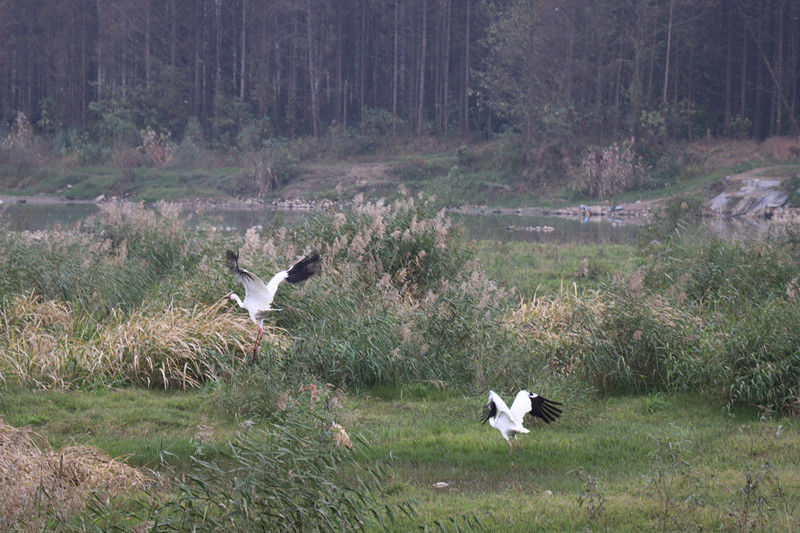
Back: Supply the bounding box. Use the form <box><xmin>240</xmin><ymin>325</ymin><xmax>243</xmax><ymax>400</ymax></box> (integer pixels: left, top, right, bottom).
<box><xmin>474</xmin><ymin>240</ymin><xmax>641</xmax><ymax>297</ymax></box>
<box><xmin>2</xmin><ymin>193</ymin><xmax>800</xmax><ymax>530</ymax></box>
<box><xmin>2</xmin><ymin>387</ymin><xmax>797</xmax><ymax>531</ymax></box>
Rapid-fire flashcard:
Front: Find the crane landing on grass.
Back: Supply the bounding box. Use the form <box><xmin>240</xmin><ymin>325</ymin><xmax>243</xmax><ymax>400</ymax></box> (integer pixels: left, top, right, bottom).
<box><xmin>480</xmin><ymin>389</ymin><xmax>562</xmax><ymax>454</ymax></box>
<box><xmin>226</xmin><ymin>250</ymin><xmax>320</xmax><ymax>362</ymax></box>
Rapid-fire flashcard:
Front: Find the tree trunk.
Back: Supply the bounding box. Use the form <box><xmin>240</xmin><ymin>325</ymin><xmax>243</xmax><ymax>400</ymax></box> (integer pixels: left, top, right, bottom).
<box><xmin>170</xmin><ymin>0</ymin><xmax>177</xmax><ymax>68</ymax></box>
<box><xmin>306</xmin><ymin>0</ymin><xmax>319</xmax><ymax>137</ymax></box>
<box><xmin>417</xmin><ymin>0</ymin><xmax>427</xmax><ymax>137</ymax></box>
<box><xmin>145</xmin><ymin>0</ymin><xmax>151</xmax><ymax>86</ymax></box>
<box><xmin>392</xmin><ymin>0</ymin><xmax>399</xmax><ymax>136</ymax></box>
<box><xmin>462</xmin><ymin>0</ymin><xmax>470</xmax><ymax>135</ymax></box>
<box><xmin>662</xmin><ymin>0</ymin><xmax>674</xmax><ymax>105</ymax></box>
<box><xmin>240</xmin><ymin>0</ymin><xmax>247</xmax><ymax>101</ymax></box>
<box><xmin>740</xmin><ymin>13</ymin><xmax>747</xmax><ymax>118</ymax></box>
<box><xmin>215</xmin><ymin>0</ymin><xmax>222</xmax><ymax>103</ymax></box>
<box><xmin>724</xmin><ymin>5</ymin><xmax>733</xmax><ymax>134</ymax></box>
<box><xmin>443</xmin><ymin>0</ymin><xmax>451</xmax><ymax>137</ymax></box>
<box><xmin>359</xmin><ymin>3</ymin><xmax>366</xmax><ymax>134</ymax></box>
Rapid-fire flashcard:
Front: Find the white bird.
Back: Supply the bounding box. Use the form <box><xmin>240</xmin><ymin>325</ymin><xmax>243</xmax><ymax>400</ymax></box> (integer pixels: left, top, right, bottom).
<box><xmin>226</xmin><ymin>249</ymin><xmax>320</xmax><ymax>361</ymax></box>
<box><xmin>480</xmin><ymin>389</ymin><xmax>562</xmax><ymax>454</ymax></box>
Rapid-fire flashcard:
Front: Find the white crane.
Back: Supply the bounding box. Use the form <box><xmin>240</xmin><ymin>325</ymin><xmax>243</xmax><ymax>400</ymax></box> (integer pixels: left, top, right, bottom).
<box><xmin>480</xmin><ymin>389</ymin><xmax>562</xmax><ymax>454</ymax></box>
<box><xmin>226</xmin><ymin>249</ymin><xmax>320</xmax><ymax>361</ymax></box>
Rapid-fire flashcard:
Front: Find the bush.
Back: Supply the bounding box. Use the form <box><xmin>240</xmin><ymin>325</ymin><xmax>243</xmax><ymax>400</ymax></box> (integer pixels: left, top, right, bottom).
<box><xmin>564</xmin><ymin>230</ymin><xmax>800</xmax><ymax>413</ymax></box>
<box><xmin>469</xmin><ymin>131</ymin><xmax>527</xmax><ymax>174</ymax></box>
<box><xmin>360</xmin><ymin>107</ymin><xmax>396</xmax><ymax>136</ymax></box>
<box><xmin>571</xmin><ymin>290</ymin><xmax>706</xmax><ymax>394</ymax></box>
<box><xmin>786</xmin><ymin>174</ymin><xmax>800</xmax><ymax>207</ymax></box>
<box><xmin>172</xmin><ymin>137</ymin><xmax>202</xmax><ymax>168</ymax></box>
<box><xmin>723</xmin><ymin>299</ymin><xmax>800</xmax><ymax>413</ymax></box>
<box><xmin>237</xmin><ymin>140</ymin><xmax>298</xmax><ymax>196</ymax></box>
<box><xmin>640</xmin><ymin>235</ymin><xmax>800</xmax><ymax>311</ymax></box>
<box><xmin>0</xmin><ymin>194</ymin><xmax>563</xmax><ymax>393</ymax></box>
<box><xmin>568</xmin><ymin>139</ymin><xmax>644</xmax><ymax>198</ymax></box>
<box><xmin>152</xmin><ymin>391</ymin><xmax>408</xmax><ymax>531</ymax></box>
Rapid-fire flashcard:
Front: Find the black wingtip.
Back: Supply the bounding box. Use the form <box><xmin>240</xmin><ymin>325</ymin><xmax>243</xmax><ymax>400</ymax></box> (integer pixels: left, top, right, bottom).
<box><xmin>480</xmin><ymin>400</ymin><xmax>497</xmax><ymax>425</ymax></box>
<box><xmin>529</xmin><ymin>394</ymin><xmax>563</xmax><ymax>423</ymax></box>
<box><xmin>225</xmin><ymin>250</ymin><xmax>239</xmax><ymax>272</ymax></box>
<box><xmin>286</xmin><ymin>252</ymin><xmax>321</xmax><ymax>283</ymax></box>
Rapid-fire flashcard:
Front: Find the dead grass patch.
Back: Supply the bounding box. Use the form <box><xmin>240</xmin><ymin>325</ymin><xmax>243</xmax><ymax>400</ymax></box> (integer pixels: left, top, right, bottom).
<box><xmin>691</xmin><ymin>137</ymin><xmax>800</xmax><ymax>170</ymax></box>
<box><xmin>0</xmin><ymin>418</ymin><xmax>145</xmax><ymax>531</ymax></box>
<box><xmin>507</xmin><ymin>283</ymin><xmax>604</xmax><ymax>346</ymax></box>
<box><xmin>0</xmin><ymin>294</ymin><xmax>284</xmax><ymax>389</ymax></box>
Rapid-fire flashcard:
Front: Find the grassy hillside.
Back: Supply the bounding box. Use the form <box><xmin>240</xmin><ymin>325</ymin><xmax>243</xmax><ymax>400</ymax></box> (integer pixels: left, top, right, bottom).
<box><xmin>2</xmin><ymin>136</ymin><xmax>799</xmax><ymax>210</ymax></box>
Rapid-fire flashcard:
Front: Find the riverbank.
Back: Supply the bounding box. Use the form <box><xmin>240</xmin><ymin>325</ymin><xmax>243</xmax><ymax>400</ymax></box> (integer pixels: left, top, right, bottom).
<box><xmin>2</xmin><ymin>138</ymin><xmax>800</xmax><ymax>232</ymax></box>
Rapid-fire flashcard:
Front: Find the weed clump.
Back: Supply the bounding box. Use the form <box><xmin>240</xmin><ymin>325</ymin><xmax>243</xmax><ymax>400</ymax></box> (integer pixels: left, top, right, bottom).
<box><xmin>565</xmin><ymin>228</ymin><xmax>800</xmax><ymax>413</ymax></box>
<box><xmin>0</xmin><ymin>418</ymin><xmax>145</xmax><ymax>531</ymax></box>
<box><xmin>568</xmin><ymin>139</ymin><xmax>644</xmax><ymax>198</ymax></box>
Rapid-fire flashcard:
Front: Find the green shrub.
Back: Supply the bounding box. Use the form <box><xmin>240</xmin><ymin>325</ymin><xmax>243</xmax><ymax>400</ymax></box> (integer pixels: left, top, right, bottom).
<box><xmin>153</xmin><ymin>404</ymin><xmax>409</xmax><ymax>531</ymax></box>
<box><xmin>573</xmin><ymin>291</ymin><xmax>706</xmax><ymax>394</ymax></box>
<box><xmin>0</xmin><ymin>202</ymin><xmax>221</xmax><ymax>314</ymax></box>
<box><xmin>722</xmin><ymin>299</ymin><xmax>800</xmax><ymax>413</ymax></box>
<box><xmin>360</xmin><ymin>106</ymin><xmax>395</xmax><ymax>136</ymax></box>
<box><xmin>786</xmin><ymin>174</ymin><xmax>800</xmax><ymax>207</ymax></box>
<box><xmin>172</xmin><ymin>138</ymin><xmax>202</xmax><ymax>168</ymax></box>
<box><xmin>570</xmin><ymin>230</ymin><xmax>800</xmax><ymax>413</ymax></box>
<box><xmin>390</xmin><ymin>156</ymin><xmax>447</xmax><ymax>182</ymax></box>
<box><xmin>469</xmin><ymin>131</ymin><xmax>527</xmax><ymax>174</ymax></box>
<box><xmin>237</xmin><ymin>140</ymin><xmax>298</xmax><ymax>195</ymax></box>
<box><xmin>641</xmin><ymin>235</ymin><xmax>800</xmax><ymax>311</ymax></box>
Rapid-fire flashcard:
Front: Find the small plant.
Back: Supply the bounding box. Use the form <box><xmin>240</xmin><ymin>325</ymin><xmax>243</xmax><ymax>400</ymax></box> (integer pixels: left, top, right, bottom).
<box><xmin>578</xmin><ymin>471</ymin><xmax>607</xmax><ymax>528</ymax></box>
<box><xmin>390</xmin><ymin>156</ymin><xmax>445</xmax><ymax>182</ymax></box>
<box><xmin>786</xmin><ymin>173</ymin><xmax>800</xmax><ymax>207</ymax></box>
<box><xmin>729</xmin><ymin>460</ymin><xmax>784</xmax><ymax>531</ymax></box>
<box><xmin>360</xmin><ymin>106</ymin><xmax>395</xmax><ymax>136</ymax></box>
<box><xmin>644</xmin><ymin>392</ymin><xmax>669</xmax><ymax>414</ymax></box>
<box><xmin>729</xmin><ymin>114</ymin><xmax>752</xmax><ymax>139</ymax></box>
<box><xmin>645</xmin><ymin>423</ymin><xmax>704</xmax><ymax>532</ymax></box>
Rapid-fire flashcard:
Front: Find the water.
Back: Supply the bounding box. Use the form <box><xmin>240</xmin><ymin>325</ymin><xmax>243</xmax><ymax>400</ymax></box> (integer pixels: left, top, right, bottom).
<box><xmin>0</xmin><ymin>196</ymin><xmax>641</xmax><ymax>243</ymax></box>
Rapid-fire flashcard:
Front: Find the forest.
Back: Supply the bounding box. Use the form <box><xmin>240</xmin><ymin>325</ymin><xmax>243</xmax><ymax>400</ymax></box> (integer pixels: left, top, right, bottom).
<box><xmin>2</xmin><ymin>0</ymin><xmax>799</xmax><ymax>151</ymax></box>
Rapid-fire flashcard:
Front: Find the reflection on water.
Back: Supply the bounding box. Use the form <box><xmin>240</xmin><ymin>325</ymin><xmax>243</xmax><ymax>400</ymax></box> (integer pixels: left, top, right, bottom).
<box><xmin>0</xmin><ymin>198</ymin><xmax>765</xmax><ymax>244</ymax></box>
<box><xmin>0</xmin><ymin>201</ymin><xmax>98</xmax><ymax>231</ymax></box>
<box><xmin>451</xmin><ymin>213</ymin><xmax>640</xmax><ymax>244</ymax></box>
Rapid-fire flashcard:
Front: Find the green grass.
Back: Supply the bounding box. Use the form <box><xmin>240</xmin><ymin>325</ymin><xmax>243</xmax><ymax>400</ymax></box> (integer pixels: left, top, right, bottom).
<box><xmin>0</xmin><ymin>388</ymin><xmax>238</xmax><ymax>468</ymax></box>
<box><xmin>474</xmin><ymin>240</ymin><xmax>641</xmax><ymax>297</ymax></box>
<box><xmin>342</xmin><ymin>391</ymin><xmax>800</xmax><ymax>531</ymax></box>
<box><xmin>0</xmin><ymin>163</ymin><xmax>242</xmax><ymax>201</ymax></box>
<box><xmin>3</xmin><ymin>387</ymin><xmax>798</xmax><ymax>530</ymax></box>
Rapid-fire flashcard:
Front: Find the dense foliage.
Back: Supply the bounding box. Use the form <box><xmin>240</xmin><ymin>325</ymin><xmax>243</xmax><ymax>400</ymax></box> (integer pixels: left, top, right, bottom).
<box><xmin>4</xmin><ymin>198</ymin><xmax>800</xmax><ymax>413</ymax></box>
<box><xmin>565</xmin><ymin>223</ymin><xmax>800</xmax><ymax>414</ymax></box>
<box><xmin>1</xmin><ymin>0</ymin><xmax>798</xmax><ymax>150</ymax></box>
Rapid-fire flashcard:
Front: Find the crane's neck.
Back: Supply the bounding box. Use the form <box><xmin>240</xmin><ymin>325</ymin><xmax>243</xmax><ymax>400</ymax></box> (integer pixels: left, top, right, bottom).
<box><xmin>230</xmin><ymin>293</ymin><xmax>245</xmax><ymax>308</ymax></box>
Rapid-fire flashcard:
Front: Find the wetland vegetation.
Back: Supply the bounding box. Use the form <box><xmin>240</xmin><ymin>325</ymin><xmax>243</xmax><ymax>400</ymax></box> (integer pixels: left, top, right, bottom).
<box><xmin>2</xmin><ymin>195</ymin><xmax>800</xmax><ymax>530</ymax></box>
<box><xmin>3</xmin><ymin>0</ymin><xmax>800</xmax><ymax>529</ymax></box>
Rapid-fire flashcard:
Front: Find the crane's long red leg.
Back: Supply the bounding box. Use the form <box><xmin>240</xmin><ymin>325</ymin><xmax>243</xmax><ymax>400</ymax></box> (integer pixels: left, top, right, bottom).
<box><xmin>251</xmin><ymin>326</ymin><xmax>264</xmax><ymax>363</ymax></box>
<box><xmin>508</xmin><ymin>440</ymin><xmax>513</xmax><ymax>455</ymax></box>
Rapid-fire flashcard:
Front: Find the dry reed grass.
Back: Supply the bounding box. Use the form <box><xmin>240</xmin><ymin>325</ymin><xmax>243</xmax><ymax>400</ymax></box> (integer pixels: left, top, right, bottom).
<box><xmin>507</xmin><ymin>283</ymin><xmax>604</xmax><ymax>345</ymax></box>
<box><xmin>0</xmin><ymin>294</ymin><xmax>283</xmax><ymax>389</ymax></box>
<box><xmin>0</xmin><ymin>418</ymin><xmax>145</xmax><ymax>531</ymax></box>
